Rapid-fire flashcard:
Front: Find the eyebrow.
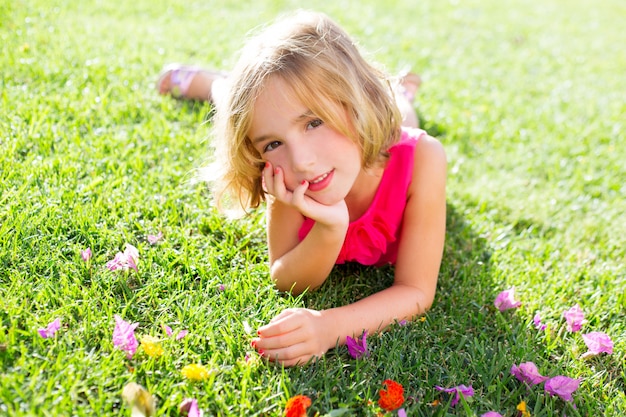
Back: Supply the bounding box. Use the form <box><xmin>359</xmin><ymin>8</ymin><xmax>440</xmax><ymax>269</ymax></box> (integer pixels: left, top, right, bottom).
<box><xmin>251</xmin><ymin>109</ymin><xmax>315</xmax><ymax>145</ymax></box>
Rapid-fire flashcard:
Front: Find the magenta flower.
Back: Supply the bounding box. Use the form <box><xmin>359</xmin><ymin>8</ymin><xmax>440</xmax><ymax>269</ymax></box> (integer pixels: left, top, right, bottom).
<box><xmin>533</xmin><ymin>313</ymin><xmax>547</xmax><ymax>330</ymax></box>
<box><xmin>180</xmin><ymin>398</ymin><xmax>203</xmax><ymax>417</ymax></box>
<box><xmin>544</xmin><ymin>376</ymin><xmax>580</xmax><ymax>402</ymax></box>
<box><xmin>581</xmin><ymin>332</ymin><xmax>613</xmax><ymax>358</ymax></box>
<box><xmin>435</xmin><ymin>384</ymin><xmax>474</xmax><ymax>407</ymax></box>
<box><xmin>511</xmin><ymin>361</ymin><xmax>548</xmax><ymax>386</ymax></box>
<box><xmin>481</xmin><ymin>413</ymin><xmax>504</xmax><ymax>417</ymax></box>
<box><xmin>38</xmin><ymin>318</ymin><xmax>61</xmax><ymax>338</ymax></box>
<box><xmin>113</xmin><ymin>315</ymin><xmax>139</xmax><ymax>359</ymax></box>
<box><xmin>346</xmin><ymin>331</ymin><xmax>369</xmax><ymax>359</ymax></box>
<box><xmin>147</xmin><ymin>231</ymin><xmax>163</xmax><ymax>245</ymax></box>
<box><xmin>564</xmin><ymin>304</ymin><xmax>584</xmax><ymax>332</ymax></box>
<box><xmin>106</xmin><ymin>244</ymin><xmax>139</xmax><ymax>271</ymax></box>
<box><xmin>494</xmin><ymin>287</ymin><xmax>521</xmax><ymax>311</ymax></box>
<box><xmin>81</xmin><ymin>248</ymin><xmax>92</xmax><ymax>262</ymax></box>
<box><xmin>397</xmin><ymin>408</ymin><xmax>407</xmax><ymax>417</ymax></box>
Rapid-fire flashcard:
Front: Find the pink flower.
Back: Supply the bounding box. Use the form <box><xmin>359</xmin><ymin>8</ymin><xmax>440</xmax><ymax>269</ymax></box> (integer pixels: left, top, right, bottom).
<box><xmin>397</xmin><ymin>408</ymin><xmax>407</xmax><ymax>417</ymax></box>
<box><xmin>180</xmin><ymin>398</ymin><xmax>203</xmax><ymax>417</ymax></box>
<box><xmin>38</xmin><ymin>318</ymin><xmax>61</xmax><ymax>338</ymax></box>
<box><xmin>81</xmin><ymin>248</ymin><xmax>92</xmax><ymax>262</ymax></box>
<box><xmin>106</xmin><ymin>244</ymin><xmax>139</xmax><ymax>271</ymax></box>
<box><xmin>162</xmin><ymin>324</ymin><xmax>188</xmax><ymax>340</ymax></box>
<box><xmin>346</xmin><ymin>331</ymin><xmax>369</xmax><ymax>359</ymax></box>
<box><xmin>147</xmin><ymin>231</ymin><xmax>163</xmax><ymax>245</ymax></box>
<box><xmin>581</xmin><ymin>332</ymin><xmax>613</xmax><ymax>358</ymax></box>
<box><xmin>533</xmin><ymin>313</ymin><xmax>547</xmax><ymax>330</ymax></box>
<box><xmin>113</xmin><ymin>315</ymin><xmax>139</xmax><ymax>359</ymax></box>
<box><xmin>544</xmin><ymin>376</ymin><xmax>580</xmax><ymax>402</ymax></box>
<box><xmin>564</xmin><ymin>305</ymin><xmax>584</xmax><ymax>332</ymax></box>
<box><xmin>494</xmin><ymin>287</ymin><xmax>521</xmax><ymax>311</ymax></box>
<box><xmin>511</xmin><ymin>361</ymin><xmax>548</xmax><ymax>386</ymax></box>
<box><xmin>481</xmin><ymin>413</ymin><xmax>504</xmax><ymax>417</ymax></box>
<box><xmin>435</xmin><ymin>384</ymin><xmax>474</xmax><ymax>407</ymax></box>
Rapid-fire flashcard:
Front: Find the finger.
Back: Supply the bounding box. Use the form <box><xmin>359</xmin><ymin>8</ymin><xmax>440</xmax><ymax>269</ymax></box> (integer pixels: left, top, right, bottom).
<box><xmin>257</xmin><ymin>311</ymin><xmax>300</xmax><ymax>338</ymax></box>
<box><xmin>254</xmin><ymin>328</ymin><xmax>304</xmax><ymax>352</ymax></box>
<box><xmin>270</xmin><ymin>166</ymin><xmax>289</xmax><ymax>200</ymax></box>
<box><xmin>261</xmin><ymin>162</ymin><xmax>274</xmax><ymax>195</ymax></box>
<box><xmin>260</xmin><ymin>343</ymin><xmax>317</xmax><ymax>365</ymax></box>
<box><xmin>290</xmin><ymin>180</ymin><xmax>309</xmax><ymax>210</ymax></box>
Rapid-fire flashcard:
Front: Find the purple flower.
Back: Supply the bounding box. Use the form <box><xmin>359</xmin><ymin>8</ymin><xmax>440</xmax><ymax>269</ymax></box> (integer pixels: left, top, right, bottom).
<box><xmin>397</xmin><ymin>408</ymin><xmax>407</xmax><ymax>417</ymax></box>
<box><xmin>494</xmin><ymin>287</ymin><xmax>521</xmax><ymax>311</ymax></box>
<box><xmin>176</xmin><ymin>330</ymin><xmax>189</xmax><ymax>340</ymax></box>
<box><xmin>533</xmin><ymin>313</ymin><xmax>547</xmax><ymax>330</ymax></box>
<box><xmin>544</xmin><ymin>376</ymin><xmax>580</xmax><ymax>402</ymax></box>
<box><xmin>162</xmin><ymin>324</ymin><xmax>173</xmax><ymax>337</ymax></box>
<box><xmin>564</xmin><ymin>305</ymin><xmax>584</xmax><ymax>332</ymax></box>
<box><xmin>346</xmin><ymin>331</ymin><xmax>369</xmax><ymax>359</ymax></box>
<box><xmin>180</xmin><ymin>398</ymin><xmax>203</xmax><ymax>417</ymax></box>
<box><xmin>162</xmin><ymin>324</ymin><xmax>188</xmax><ymax>340</ymax></box>
<box><xmin>106</xmin><ymin>244</ymin><xmax>139</xmax><ymax>271</ymax></box>
<box><xmin>218</xmin><ymin>284</ymin><xmax>226</xmax><ymax>292</ymax></box>
<box><xmin>481</xmin><ymin>413</ymin><xmax>504</xmax><ymax>417</ymax></box>
<box><xmin>147</xmin><ymin>231</ymin><xmax>163</xmax><ymax>245</ymax></box>
<box><xmin>435</xmin><ymin>384</ymin><xmax>474</xmax><ymax>407</ymax></box>
<box><xmin>511</xmin><ymin>361</ymin><xmax>548</xmax><ymax>386</ymax></box>
<box><xmin>38</xmin><ymin>318</ymin><xmax>61</xmax><ymax>338</ymax></box>
<box><xmin>112</xmin><ymin>315</ymin><xmax>139</xmax><ymax>359</ymax></box>
<box><xmin>81</xmin><ymin>248</ymin><xmax>92</xmax><ymax>262</ymax></box>
<box><xmin>581</xmin><ymin>332</ymin><xmax>613</xmax><ymax>358</ymax></box>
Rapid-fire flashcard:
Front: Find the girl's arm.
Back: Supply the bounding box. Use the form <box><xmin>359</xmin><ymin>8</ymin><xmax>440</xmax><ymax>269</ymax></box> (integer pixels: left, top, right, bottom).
<box><xmin>254</xmin><ymin>135</ymin><xmax>447</xmax><ymax>366</ymax></box>
<box><xmin>265</xmin><ymin>196</ymin><xmax>348</xmax><ymax>294</ymax></box>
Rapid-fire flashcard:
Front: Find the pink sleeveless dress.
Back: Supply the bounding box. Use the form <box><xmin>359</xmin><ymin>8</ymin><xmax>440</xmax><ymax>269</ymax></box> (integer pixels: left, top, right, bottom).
<box><xmin>298</xmin><ymin>127</ymin><xmax>426</xmax><ymax>266</ymax></box>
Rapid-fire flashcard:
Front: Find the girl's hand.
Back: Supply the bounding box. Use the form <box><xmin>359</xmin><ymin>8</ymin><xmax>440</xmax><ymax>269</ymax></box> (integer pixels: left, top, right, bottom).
<box><xmin>263</xmin><ymin>163</ymin><xmax>348</xmax><ymax>229</ymax></box>
<box><xmin>251</xmin><ymin>308</ymin><xmax>335</xmax><ymax>367</ymax></box>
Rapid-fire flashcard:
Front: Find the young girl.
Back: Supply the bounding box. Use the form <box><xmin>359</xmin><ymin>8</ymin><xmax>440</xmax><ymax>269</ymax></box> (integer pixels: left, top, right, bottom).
<box><xmin>166</xmin><ymin>10</ymin><xmax>447</xmax><ymax>367</ymax></box>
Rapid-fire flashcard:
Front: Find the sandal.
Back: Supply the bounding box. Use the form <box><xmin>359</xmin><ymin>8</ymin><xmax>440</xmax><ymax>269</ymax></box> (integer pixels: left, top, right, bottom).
<box><xmin>156</xmin><ymin>64</ymin><xmax>226</xmax><ymax>101</ymax></box>
<box><xmin>397</xmin><ymin>71</ymin><xmax>422</xmax><ymax>103</ymax></box>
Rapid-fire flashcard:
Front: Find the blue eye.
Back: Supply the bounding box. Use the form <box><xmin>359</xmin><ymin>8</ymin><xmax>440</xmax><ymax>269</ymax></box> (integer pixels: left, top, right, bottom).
<box><xmin>307</xmin><ymin>119</ymin><xmax>323</xmax><ymax>130</ymax></box>
<box><xmin>264</xmin><ymin>140</ymin><xmax>281</xmax><ymax>152</ymax></box>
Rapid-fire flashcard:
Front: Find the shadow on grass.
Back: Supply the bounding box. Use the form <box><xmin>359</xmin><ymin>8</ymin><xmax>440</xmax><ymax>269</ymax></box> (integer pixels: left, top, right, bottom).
<box><xmin>280</xmin><ymin>203</ymin><xmax>582</xmax><ymax>416</ymax></box>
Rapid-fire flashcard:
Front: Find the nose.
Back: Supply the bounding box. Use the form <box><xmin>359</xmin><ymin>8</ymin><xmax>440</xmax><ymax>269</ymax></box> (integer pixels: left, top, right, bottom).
<box><xmin>288</xmin><ymin>138</ymin><xmax>316</xmax><ymax>173</ymax></box>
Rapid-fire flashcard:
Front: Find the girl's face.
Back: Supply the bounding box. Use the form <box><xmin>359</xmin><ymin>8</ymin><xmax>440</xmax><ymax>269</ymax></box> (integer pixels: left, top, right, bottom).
<box><xmin>248</xmin><ymin>77</ymin><xmax>362</xmax><ymax>206</ymax></box>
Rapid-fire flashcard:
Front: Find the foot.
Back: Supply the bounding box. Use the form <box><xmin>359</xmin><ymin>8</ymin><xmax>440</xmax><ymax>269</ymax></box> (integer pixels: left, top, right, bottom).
<box><xmin>398</xmin><ymin>72</ymin><xmax>421</xmax><ymax>103</ymax></box>
<box><xmin>156</xmin><ymin>64</ymin><xmax>227</xmax><ymax>102</ymax></box>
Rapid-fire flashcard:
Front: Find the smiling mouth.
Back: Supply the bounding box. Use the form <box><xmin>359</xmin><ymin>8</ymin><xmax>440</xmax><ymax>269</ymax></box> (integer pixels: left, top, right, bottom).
<box><xmin>310</xmin><ymin>171</ymin><xmax>331</xmax><ymax>184</ymax></box>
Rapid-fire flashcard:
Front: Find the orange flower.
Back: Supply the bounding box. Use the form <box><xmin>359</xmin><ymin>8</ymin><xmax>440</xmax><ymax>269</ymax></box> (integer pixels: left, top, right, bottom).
<box><xmin>284</xmin><ymin>394</ymin><xmax>311</xmax><ymax>417</ymax></box>
<box><xmin>378</xmin><ymin>379</ymin><xmax>405</xmax><ymax>411</ymax></box>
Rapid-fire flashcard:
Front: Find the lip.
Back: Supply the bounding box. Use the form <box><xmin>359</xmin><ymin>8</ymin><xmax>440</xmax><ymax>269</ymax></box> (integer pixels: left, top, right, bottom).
<box><xmin>306</xmin><ymin>170</ymin><xmax>334</xmax><ymax>192</ymax></box>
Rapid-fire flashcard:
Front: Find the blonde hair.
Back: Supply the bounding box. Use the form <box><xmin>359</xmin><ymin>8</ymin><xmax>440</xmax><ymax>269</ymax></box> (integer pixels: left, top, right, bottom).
<box><xmin>209</xmin><ymin>10</ymin><xmax>402</xmax><ymax>211</ymax></box>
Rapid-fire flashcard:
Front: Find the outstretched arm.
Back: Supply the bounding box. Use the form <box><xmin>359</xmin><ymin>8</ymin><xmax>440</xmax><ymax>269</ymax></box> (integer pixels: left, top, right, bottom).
<box><xmin>254</xmin><ymin>136</ymin><xmax>447</xmax><ymax>366</ymax></box>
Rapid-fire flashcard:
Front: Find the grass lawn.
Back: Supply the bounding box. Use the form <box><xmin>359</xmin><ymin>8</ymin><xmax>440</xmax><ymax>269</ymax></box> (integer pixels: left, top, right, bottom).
<box><xmin>1</xmin><ymin>0</ymin><xmax>624</xmax><ymax>415</ymax></box>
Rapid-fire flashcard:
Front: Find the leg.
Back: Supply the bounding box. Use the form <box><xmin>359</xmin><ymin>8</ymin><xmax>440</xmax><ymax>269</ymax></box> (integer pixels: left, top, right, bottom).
<box><xmin>395</xmin><ymin>72</ymin><xmax>421</xmax><ymax>128</ymax></box>
<box><xmin>156</xmin><ymin>65</ymin><xmax>228</xmax><ymax>105</ymax></box>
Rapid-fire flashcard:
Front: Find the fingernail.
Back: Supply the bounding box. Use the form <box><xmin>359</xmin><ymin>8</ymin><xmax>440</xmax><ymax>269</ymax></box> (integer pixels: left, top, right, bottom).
<box><xmin>250</xmin><ymin>340</ymin><xmax>256</xmax><ymax>348</ymax></box>
<box><xmin>301</xmin><ymin>180</ymin><xmax>307</xmax><ymax>185</ymax></box>
<box><xmin>264</xmin><ymin>162</ymin><xmax>270</xmax><ymax>169</ymax></box>
<box><xmin>258</xmin><ymin>349</ymin><xmax>264</xmax><ymax>355</ymax></box>
<box><xmin>257</xmin><ymin>330</ymin><xmax>262</xmax><ymax>336</ymax></box>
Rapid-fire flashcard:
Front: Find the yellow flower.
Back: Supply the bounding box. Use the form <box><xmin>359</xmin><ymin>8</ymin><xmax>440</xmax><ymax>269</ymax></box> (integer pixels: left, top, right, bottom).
<box><xmin>122</xmin><ymin>382</ymin><xmax>155</xmax><ymax>417</ymax></box>
<box><xmin>517</xmin><ymin>400</ymin><xmax>531</xmax><ymax>417</ymax></box>
<box><xmin>181</xmin><ymin>364</ymin><xmax>211</xmax><ymax>381</ymax></box>
<box><xmin>141</xmin><ymin>336</ymin><xmax>164</xmax><ymax>358</ymax></box>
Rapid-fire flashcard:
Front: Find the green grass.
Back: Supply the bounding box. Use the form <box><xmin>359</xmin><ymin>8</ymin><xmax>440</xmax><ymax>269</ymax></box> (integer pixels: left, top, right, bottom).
<box><xmin>1</xmin><ymin>0</ymin><xmax>624</xmax><ymax>415</ymax></box>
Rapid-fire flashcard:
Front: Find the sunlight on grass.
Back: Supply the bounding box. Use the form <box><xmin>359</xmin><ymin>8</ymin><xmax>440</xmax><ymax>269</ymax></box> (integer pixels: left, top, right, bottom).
<box><xmin>1</xmin><ymin>0</ymin><xmax>624</xmax><ymax>415</ymax></box>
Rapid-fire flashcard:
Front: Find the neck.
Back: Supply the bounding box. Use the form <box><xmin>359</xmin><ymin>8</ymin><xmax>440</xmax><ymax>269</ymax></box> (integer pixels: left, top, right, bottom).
<box><xmin>345</xmin><ymin>165</ymin><xmax>385</xmax><ymax>222</ymax></box>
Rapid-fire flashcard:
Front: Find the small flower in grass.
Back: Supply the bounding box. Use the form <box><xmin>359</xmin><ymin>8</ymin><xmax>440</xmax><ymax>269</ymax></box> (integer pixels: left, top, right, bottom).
<box><xmin>181</xmin><ymin>364</ymin><xmax>212</xmax><ymax>381</ymax></box>
<box><xmin>346</xmin><ymin>330</ymin><xmax>369</xmax><ymax>359</ymax></box>
<box><xmin>122</xmin><ymin>382</ymin><xmax>155</xmax><ymax>417</ymax></box>
<box><xmin>378</xmin><ymin>379</ymin><xmax>405</xmax><ymax>411</ymax></box>
<box><xmin>179</xmin><ymin>398</ymin><xmax>203</xmax><ymax>417</ymax></box>
<box><xmin>481</xmin><ymin>412</ymin><xmax>504</xmax><ymax>417</ymax></box>
<box><xmin>563</xmin><ymin>304</ymin><xmax>585</xmax><ymax>332</ymax></box>
<box><xmin>397</xmin><ymin>408</ymin><xmax>407</xmax><ymax>417</ymax></box>
<box><xmin>81</xmin><ymin>248</ymin><xmax>92</xmax><ymax>262</ymax></box>
<box><xmin>494</xmin><ymin>287</ymin><xmax>521</xmax><ymax>311</ymax></box>
<box><xmin>284</xmin><ymin>394</ymin><xmax>311</xmax><ymax>417</ymax></box>
<box><xmin>113</xmin><ymin>315</ymin><xmax>139</xmax><ymax>359</ymax></box>
<box><xmin>141</xmin><ymin>335</ymin><xmax>164</xmax><ymax>358</ymax></box>
<box><xmin>106</xmin><ymin>243</ymin><xmax>139</xmax><ymax>271</ymax></box>
<box><xmin>533</xmin><ymin>313</ymin><xmax>547</xmax><ymax>330</ymax></box>
<box><xmin>516</xmin><ymin>401</ymin><xmax>530</xmax><ymax>417</ymax></box>
<box><xmin>162</xmin><ymin>324</ymin><xmax>189</xmax><ymax>340</ymax></box>
<box><xmin>544</xmin><ymin>375</ymin><xmax>580</xmax><ymax>402</ymax></box>
<box><xmin>434</xmin><ymin>384</ymin><xmax>474</xmax><ymax>407</ymax></box>
<box><xmin>511</xmin><ymin>361</ymin><xmax>548</xmax><ymax>386</ymax></box>
<box><xmin>581</xmin><ymin>332</ymin><xmax>613</xmax><ymax>359</ymax></box>
<box><xmin>147</xmin><ymin>231</ymin><xmax>163</xmax><ymax>245</ymax></box>
<box><xmin>38</xmin><ymin>318</ymin><xmax>61</xmax><ymax>338</ymax></box>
